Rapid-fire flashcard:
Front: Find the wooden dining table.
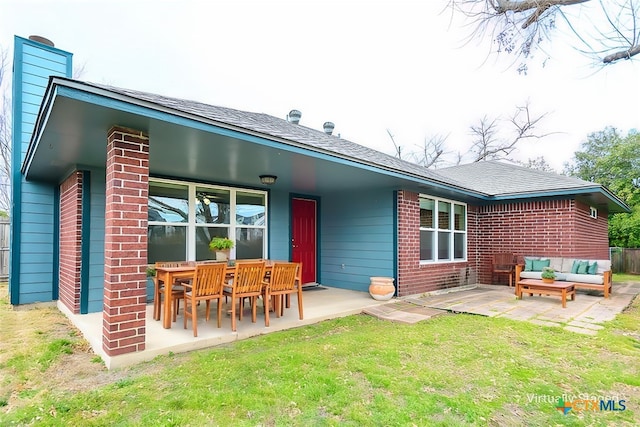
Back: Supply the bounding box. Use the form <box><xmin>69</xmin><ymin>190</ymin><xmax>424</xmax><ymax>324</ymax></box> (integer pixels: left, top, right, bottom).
<box><xmin>154</xmin><ymin>260</ymin><xmax>291</xmax><ymax>329</ymax></box>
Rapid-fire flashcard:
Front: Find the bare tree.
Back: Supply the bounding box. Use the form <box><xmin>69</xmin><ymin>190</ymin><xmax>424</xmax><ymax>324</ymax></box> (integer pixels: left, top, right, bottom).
<box><xmin>469</xmin><ymin>116</ymin><xmax>500</xmax><ymax>161</ymax></box>
<box><xmin>386</xmin><ymin>129</ymin><xmax>403</xmax><ymax>160</ymax></box>
<box><xmin>411</xmin><ymin>134</ymin><xmax>448</xmax><ymax>168</ymax></box>
<box><xmin>470</xmin><ymin>102</ymin><xmax>551</xmax><ymax>161</ymax></box>
<box><xmin>387</xmin><ymin>130</ymin><xmax>449</xmax><ymax>167</ymax></box>
<box><xmin>518</xmin><ymin>156</ymin><xmax>556</xmax><ymax>171</ymax></box>
<box><xmin>0</xmin><ymin>48</ymin><xmax>11</xmax><ymax>213</ymax></box>
<box><xmin>446</xmin><ymin>0</ymin><xmax>640</xmax><ymax>69</ymax></box>
<box><xmin>389</xmin><ymin>102</ymin><xmax>552</xmax><ymax>167</ymax></box>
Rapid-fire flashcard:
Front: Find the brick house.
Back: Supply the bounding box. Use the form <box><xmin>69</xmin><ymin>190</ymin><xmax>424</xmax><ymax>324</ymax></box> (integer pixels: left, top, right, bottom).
<box><xmin>9</xmin><ymin>36</ymin><xmax>629</xmax><ymax>358</ymax></box>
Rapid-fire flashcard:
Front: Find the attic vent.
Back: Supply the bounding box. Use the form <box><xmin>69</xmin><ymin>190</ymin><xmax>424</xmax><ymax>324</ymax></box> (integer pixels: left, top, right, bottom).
<box><xmin>287</xmin><ymin>109</ymin><xmax>301</xmax><ymax>124</ymax></box>
<box><xmin>28</xmin><ymin>35</ymin><xmax>54</xmax><ymax>47</ymax></box>
<box><xmin>323</xmin><ymin>122</ymin><xmax>335</xmax><ymax>135</ymax></box>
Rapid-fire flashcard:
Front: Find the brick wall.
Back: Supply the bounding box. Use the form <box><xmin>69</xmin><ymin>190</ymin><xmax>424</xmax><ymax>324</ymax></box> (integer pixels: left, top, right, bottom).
<box><xmin>103</xmin><ymin>127</ymin><xmax>149</xmax><ymax>356</ymax></box>
<box><xmin>397</xmin><ymin>192</ymin><xmax>610</xmax><ymax>293</ymax></box>
<box><xmin>59</xmin><ymin>171</ymin><xmax>83</xmax><ymax>313</ymax></box>
<box><xmin>572</xmin><ymin>201</ymin><xmax>609</xmax><ymax>259</ymax></box>
<box><xmin>397</xmin><ymin>190</ymin><xmax>474</xmax><ymax>296</ymax></box>
<box><xmin>476</xmin><ymin>199</ymin><xmax>610</xmax><ymax>284</ymax></box>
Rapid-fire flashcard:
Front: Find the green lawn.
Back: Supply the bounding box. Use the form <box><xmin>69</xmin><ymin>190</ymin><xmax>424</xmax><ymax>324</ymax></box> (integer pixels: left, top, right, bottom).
<box><xmin>613</xmin><ymin>273</ymin><xmax>640</xmax><ymax>283</ymax></box>
<box><xmin>1</xmin><ymin>283</ymin><xmax>639</xmax><ymax>426</ymax></box>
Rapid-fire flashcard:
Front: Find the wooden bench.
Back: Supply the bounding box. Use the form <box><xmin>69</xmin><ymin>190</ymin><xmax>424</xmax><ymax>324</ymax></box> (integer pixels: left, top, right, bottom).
<box><xmin>516</xmin><ymin>279</ymin><xmax>576</xmax><ymax>308</ymax></box>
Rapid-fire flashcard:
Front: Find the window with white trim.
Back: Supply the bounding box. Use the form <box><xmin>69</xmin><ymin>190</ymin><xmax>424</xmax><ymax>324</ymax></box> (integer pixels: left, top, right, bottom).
<box><xmin>419</xmin><ymin>196</ymin><xmax>466</xmax><ymax>262</ymax></box>
<box><xmin>589</xmin><ymin>206</ymin><xmax>598</xmax><ymax>219</ymax></box>
<box><xmin>148</xmin><ymin>178</ymin><xmax>267</xmax><ymax>263</ymax></box>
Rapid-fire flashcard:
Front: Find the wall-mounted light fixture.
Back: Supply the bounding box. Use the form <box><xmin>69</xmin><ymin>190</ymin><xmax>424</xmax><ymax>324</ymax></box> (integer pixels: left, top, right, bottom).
<box><xmin>259</xmin><ymin>175</ymin><xmax>277</xmax><ymax>185</ymax></box>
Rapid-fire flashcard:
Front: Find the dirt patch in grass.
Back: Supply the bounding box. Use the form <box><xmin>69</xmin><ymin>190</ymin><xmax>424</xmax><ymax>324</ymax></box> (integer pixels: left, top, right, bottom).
<box><xmin>0</xmin><ymin>285</ymin><xmax>154</xmax><ymax>414</ymax></box>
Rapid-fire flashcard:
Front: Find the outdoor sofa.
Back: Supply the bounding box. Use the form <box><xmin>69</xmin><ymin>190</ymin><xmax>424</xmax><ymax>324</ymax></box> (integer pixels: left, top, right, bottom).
<box><xmin>515</xmin><ymin>257</ymin><xmax>612</xmax><ymax>298</ymax></box>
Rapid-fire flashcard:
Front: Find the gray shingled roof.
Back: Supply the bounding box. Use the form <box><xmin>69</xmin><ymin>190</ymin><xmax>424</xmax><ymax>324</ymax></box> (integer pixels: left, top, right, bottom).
<box><xmin>436</xmin><ymin>161</ymin><xmax>599</xmax><ymax>196</ymax></box>
<box><xmin>68</xmin><ymin>79</ymin><xmax>621</xmax><ymax>205</ymax></box>
<box><xmin>82</xmin><ymin>81</ymin><xmax>469</xmax><ymax>190</ymax></box>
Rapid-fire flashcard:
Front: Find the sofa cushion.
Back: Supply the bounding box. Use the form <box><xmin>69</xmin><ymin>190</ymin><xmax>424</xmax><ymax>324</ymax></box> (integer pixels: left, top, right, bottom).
<box><xmin>520</xmin><ymin>271</ymin><xmax>568</xmax><ymax>281</ymax></box>
<box><xmin>524</xmin><ymin>257</ymin><xmax>535</xmax><ymax>272</ymax></box>
<box><xmin>570</xmin><ymin>260</ymin><xmax>581</xmax><ymax>274</ymax></box>
<box><xmin>548</xmin><ymin>257</ymin><xmax>563</xmax><ymax>272</ymax></box>
<box><xmin>555</xmin><ymin>272</ymin><xmax>568</xmax><ymax>281</ymax></box>
<box><xmin>576</xmin><ymin>261</ymin><xmax>589</xmax><ymax>274</ymax></box>
<box><xmin>520</xmin><ymin>271</ymin><xmax>542</xmax><ymax>280</ymax></box>
<box><xmin>565</xmin><ymin>273</ymin><xmax>604</xmax><ymax>285</ymax></box>
<box><xmin>532</xmin><ymin>259</ymin><xmax>550</xmax><ymax>271</ymax></box>
<box><xmin>595</xmin><ymin>259</ymin><xmax>611</xmax><ymax>274</ymax></box>
<box><xmin>588</xmin><ymin>261</ymin><xmax>598</xmax><ymax>275</ymax></box>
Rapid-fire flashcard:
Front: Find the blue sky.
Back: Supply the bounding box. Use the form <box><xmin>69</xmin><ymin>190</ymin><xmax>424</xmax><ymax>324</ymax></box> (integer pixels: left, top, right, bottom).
<box><xmin>2</xmin><ymin>0</ymin><xmax>638</xmax><ymax>171</ymax></box>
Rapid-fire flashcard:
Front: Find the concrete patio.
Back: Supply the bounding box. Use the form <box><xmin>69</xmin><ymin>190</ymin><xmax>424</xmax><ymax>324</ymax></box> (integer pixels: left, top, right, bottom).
<box><xmin>365</xmin><ymin>282</ymin><xmax>640</xmax><ymax>334</ymax></box>
<box><xmin>62</xmin><ymin>281</ymin><xmax>640</xmax><ymax>370</ymax></box>
<box><xmin>62</xmin><ymin>286</ymin><xmax>387</xmax><ymax>369</ymax></box>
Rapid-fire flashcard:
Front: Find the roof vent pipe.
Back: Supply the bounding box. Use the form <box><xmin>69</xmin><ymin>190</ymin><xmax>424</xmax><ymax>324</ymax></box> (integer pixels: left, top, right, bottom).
<box><xmin>287</xmin><ymin>109</ymin><xmax>301</xmax><ymax>124</ymax></box>
<box><xmin>323</xmin><ymin>122</ymin><xmax>335</xmax><ymax>135</ymax></box>
<box><xmin>28</xmin><ymin>35</ymin><xmax>55</xmax><ymax>47</ymax></box>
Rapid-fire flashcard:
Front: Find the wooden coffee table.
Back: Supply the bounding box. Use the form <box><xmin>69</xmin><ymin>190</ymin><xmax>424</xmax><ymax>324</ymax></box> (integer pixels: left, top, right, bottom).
<box><xmin>516</xmin><ymin>279</ymin><xmax>576</xmax><ymax>308</ymax></box>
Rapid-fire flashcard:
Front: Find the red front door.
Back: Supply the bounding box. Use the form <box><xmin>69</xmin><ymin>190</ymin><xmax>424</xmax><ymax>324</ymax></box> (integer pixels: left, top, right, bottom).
<box><xmin>291</xmin><ymin>198</ymin><xmax>317</xmax><ymax>285</ymax></box>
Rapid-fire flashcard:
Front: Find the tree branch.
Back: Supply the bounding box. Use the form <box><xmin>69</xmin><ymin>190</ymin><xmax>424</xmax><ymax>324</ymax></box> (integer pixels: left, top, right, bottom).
<box><xmin>495</xmin><ymin>0</ymin><xmax>590</xmax><ymax>15</ymax></box>
<box><xmin>603</xmin><ymin>43</ymin><xmax>640</xmax><ymax>62</ymax></box>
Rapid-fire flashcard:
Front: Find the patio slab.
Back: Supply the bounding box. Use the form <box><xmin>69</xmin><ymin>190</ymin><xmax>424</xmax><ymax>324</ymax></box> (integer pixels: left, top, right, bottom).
<box><xmin>394</xmin><ymin>282</ymin><xmax>640</xmax><ymax>335</ymax></box>
<box><xmin>61</xmin><ymin>286</ymin><xmax>387</xmax><ymax>370</ymax></box>
<box><xmin>362</xmin><ymin>300</ymin><xmax>445</xmax><ymax>324</ymax></box>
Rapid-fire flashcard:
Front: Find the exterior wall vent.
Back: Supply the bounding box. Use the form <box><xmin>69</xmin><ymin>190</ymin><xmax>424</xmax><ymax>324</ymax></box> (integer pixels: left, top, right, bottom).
<box><xmin>323</xmin><ymin>122</ymin><xmax>335</xmax><ymax>135</ymax></box>
<box><xmin>287</xmin><ymin>110</ymin><xmax>301</xmax><ymax>124</ymax></box>
<box><xmin>28</xmin><ymin>35</ymin><xmax>55</xmax><ymax>47</ymax></box>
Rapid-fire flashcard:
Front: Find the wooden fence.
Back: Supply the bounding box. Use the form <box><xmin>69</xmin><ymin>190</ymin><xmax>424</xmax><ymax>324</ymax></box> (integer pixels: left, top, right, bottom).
<box><xmin>0</xmin><ymin>218</ymin><xmax>8</xmax><ymax>280</ymax></box>
<box><xmin>610</xmin><ymin>247</ymin><xmax>640</xmax><ymax>274</ymax></box>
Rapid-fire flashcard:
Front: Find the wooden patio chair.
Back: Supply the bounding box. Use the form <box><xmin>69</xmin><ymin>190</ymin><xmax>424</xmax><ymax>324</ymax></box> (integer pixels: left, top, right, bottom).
<box><xmin>492</xmin><ymin>253</ymin><xmax>515</xmax><ymax>287</ymax></box>
<box><xmin>183</xmin><ymin>262</ymin><xmax>227</xmax><ymax>337</ymax></box>
<box><xmin>223</xmin><ymin>260</ymin><xmax>268</xmax><ymax>332</ymax></box>
<box><xmin>263</xmin><ymin>262</ymin><xmax>303</xmax><ymax>326</ymax></box>
<box><xmin>153</xmin><ymin>261</ymin><xmax>195</xmax><ymax>322</ymax></box>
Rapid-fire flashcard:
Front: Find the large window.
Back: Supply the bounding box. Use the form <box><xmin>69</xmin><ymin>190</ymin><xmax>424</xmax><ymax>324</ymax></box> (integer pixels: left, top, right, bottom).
<box><xmin>419</xmin><ymin>196</ymin><xmax>466</xmax><ymax>262</ymax></box>
<box><xmin>148</xmin><ymin>179</ymin><xmax>267</xmax><ymax>263</ymax></box>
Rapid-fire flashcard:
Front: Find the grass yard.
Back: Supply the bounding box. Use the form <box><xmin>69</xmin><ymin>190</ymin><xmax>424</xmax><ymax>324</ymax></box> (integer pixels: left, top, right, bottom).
<box><xmin>1</xmin><ymin>282</ymin><xmax>639</xmax><ymax>426</ymax></box>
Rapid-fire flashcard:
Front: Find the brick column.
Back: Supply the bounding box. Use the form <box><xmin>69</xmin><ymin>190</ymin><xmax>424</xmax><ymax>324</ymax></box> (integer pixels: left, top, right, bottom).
<box><xmin>397</xmin><ymin>190</ymin><xmax>420</xmax><ymax>296</ymax></box>
<box><xmin>103</xmin><ymin>127</ymin><xmax>149</xmax><ymax>356</ymax></box>
<box><xmin>59</xmin><ymin>171</ymin><xmax>83</xmax><ymax>313</ymax></box>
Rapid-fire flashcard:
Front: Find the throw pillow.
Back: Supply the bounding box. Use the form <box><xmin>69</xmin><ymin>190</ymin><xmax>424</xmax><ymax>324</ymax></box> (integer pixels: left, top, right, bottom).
<box><xmin>577</xmin><ymin>260</ymin><xmax>589</xmax><ymax>274</ymax></box>
<box><xmin>588</xmin><ymin>261</ymin><xmax>598</xmax><ymax>275</ymax></box>
<box><xmin>571</xmin><ymin>260</ymin><xmax>581</xmax><ymax>274</ymax></box>
<box><xmin>532</xmin><ymin>259</ymin><xmax>550</xmax><ymax>272</ymax></box>
<box><xmin>524</xmin><ymin>258</ymin><xmax>534</xmax><ymax>272</ymax></box>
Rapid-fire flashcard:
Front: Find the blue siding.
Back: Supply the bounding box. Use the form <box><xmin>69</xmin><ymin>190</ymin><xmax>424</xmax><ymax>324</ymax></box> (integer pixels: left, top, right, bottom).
<box><xmin>86</xmin><ymin>169</ymin><xmax>106</xmax><ymax>313</ymax></box>
<box><xmin>268</xmin><ymin>190</ymin><xmax>290</xmax><ymax>260</ymax></box>
<box><xmin>10</xmin><ymin>36</ymin><xmax>72</xmax><ymax>305</ymax></box>
<box><xmin>15</xmin><ymin>181</ymin><xmax>56</xmax><ymax>302</ymax></box>
<box><xmin>320</xmin><ymin>190</ymin><xmax>395</xmax><ymax>292</ymax></box>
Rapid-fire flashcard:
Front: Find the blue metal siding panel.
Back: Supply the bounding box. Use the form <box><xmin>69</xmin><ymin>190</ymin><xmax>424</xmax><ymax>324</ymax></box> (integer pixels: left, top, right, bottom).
<box><xmin>16</xmin><ymin>180</ymin><xmax>56</xmax><ymax>302</ymax></box>
<box><xmin>267</xmin><ymin>190</ymin><xmax>290</xmax><ymax>260</ymax></box>
<box><xmin>22</xmin><ymin>43</ymin><xmax>69</xmax><ymax>64</ymax></box>
<box><xmin>320</xmin><ymin>190</ymin><xmax>395</xmax><ymax>292</ymax></box>
<box><xmin>86</xmin><ymin>169</ymin><xmax>106</xmax><ymax>313</ymax></box>
<box><xmin>10</xmin><ymin>36</ymin><xmax>72</xmax><ymax>305</ymax></box>
<box><xmin>21</xmin><ymin>61</ymin><xmax>68</xmax><ymax>78</ymax></box>
<box><xmin>17</xmin><ymin>261</ymin><xmax>53</xmax><ymax>274</ymax></box>
<box><xmin>21</xmin><ymin>75</ymin><xmax>50</xmax><ymax>89</ymax></box>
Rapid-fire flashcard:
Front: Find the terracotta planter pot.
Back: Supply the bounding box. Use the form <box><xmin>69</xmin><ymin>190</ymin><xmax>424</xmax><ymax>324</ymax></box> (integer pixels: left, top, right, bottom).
<box><xmin>369</xmin><ymin>277</ymin><xmax>395</xmax><ymax>301</ymax></box>
<box><xmin>542</xmin><ymin>277</ymin><xmax>555</xmax><ymax>284</ymax></box>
